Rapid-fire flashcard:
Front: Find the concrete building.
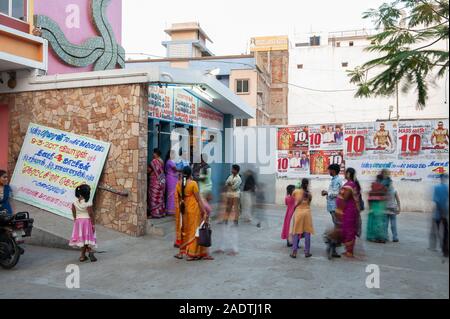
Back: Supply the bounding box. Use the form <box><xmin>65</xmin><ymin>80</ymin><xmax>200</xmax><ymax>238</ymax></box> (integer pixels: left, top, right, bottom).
<box><xmin>127</xmin><ymin>22</ymin><xmax>272</xmax><ymax>127</ymax></box>
<box><xmin>0</xmin><ymin>3</ymin><xmax>254</xmax><ymax>236</ymax></box>
<box><xmin>289</xmin><ymin>29</ymin><xmax>449</xmax><ymax>124</ymax></box>
<box><xmin>0</xmin><ymin>0</ymin><xmax>48</xmax><ymax>169</ymax></box>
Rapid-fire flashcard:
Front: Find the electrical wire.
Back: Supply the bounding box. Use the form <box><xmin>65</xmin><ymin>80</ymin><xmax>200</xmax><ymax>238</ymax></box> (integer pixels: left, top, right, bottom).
<box><xmin>275</xmin><ymin>79</ymin><xmax>356</xmax><ymax>93</ymax></box>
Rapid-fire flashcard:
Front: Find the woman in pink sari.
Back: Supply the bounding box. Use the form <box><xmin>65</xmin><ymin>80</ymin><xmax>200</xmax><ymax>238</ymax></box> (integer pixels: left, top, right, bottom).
<box><xmin>281</xmin><ymin>185</ymin><xmax>296</xmax><ymax>247</ymax></box>
<box><xmin>336</xmin><ymin>168</ymin><xmax>361</xmax><ymax>258</ymax></box>
<box><xmin>165</xmin><ymin>150</ymin><xmax>178</xmax><ymax>217</ymax></box>
<box><xmin>148</xmin><ymin>148</ymin><xmax>166</xmax><ymax>219</ymax></box>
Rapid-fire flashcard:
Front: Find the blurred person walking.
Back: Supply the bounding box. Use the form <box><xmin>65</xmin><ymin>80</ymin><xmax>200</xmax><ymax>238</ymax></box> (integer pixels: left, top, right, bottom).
<box><xmin>366</xmin><ymin>174</ymin><xmax>388</xmax><ymax>243</ymax></box>
<box><xmin>383</xmin><ymin>171</ymin><xmax>401</xmax><ymax>242</ymax></box>
<box><xmin>430</xmin><ymin>174</ymin><xmax>449</xmax><ymax>258</ymax></box>
<box><xmin>197</xmin><ymin>154</ymin><xmax>212</xmax><ymax>200</ymax></box>
<box><xmin>214</xmin><ymin>185</ymin><xmax>239</xmax><ymax>256</ymax></box>
<box><xmin>224</xmin><ymin>165</ymin><xmax>242</xmax><ymax>225</ymax></box>
<box><xmin>241</xmin><ymin>169</ymin><xmax>256</xmax><ymax>223</ymax></box>
<box><xmin>281</xmin><ymin>185</ymin><xmax>296</xmax><ymax>247</ymax></box>
<box><xmin>290</xmin><ymin>179</ymin><xmax>314</xmax><ymax>258</ymax></box>
<box><xmin>165</xmin><ymin>150</ymin><xmax>178</xmax><ymax>218</ymax></box>
<box><xmin>336</xmin><ymin>168</ymin><xmax>362</xmax><ymax>258</ymax></box>
<box><xmin>254</xmin><ymin>183</ymin><xmax>268</xmax><ymax>228</ymax></box>
<box><xmin>174</xmin><ymin>167</ymin><xmax>213</xmax><ymax>261</ymax></box>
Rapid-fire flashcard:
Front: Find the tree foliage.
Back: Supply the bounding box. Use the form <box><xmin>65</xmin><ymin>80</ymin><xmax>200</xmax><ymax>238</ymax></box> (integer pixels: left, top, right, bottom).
<box><xmin>348</xmin><ymin>0</ymin><xmax>449</xmax><ymax>109</ymax></box>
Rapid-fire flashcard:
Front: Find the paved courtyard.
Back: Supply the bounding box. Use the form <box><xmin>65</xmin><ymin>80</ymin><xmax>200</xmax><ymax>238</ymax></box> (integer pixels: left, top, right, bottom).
<box><xmin>0</xmin><ymin>206</ymin><xmax>448</xmax><ymax>299</ymax></box>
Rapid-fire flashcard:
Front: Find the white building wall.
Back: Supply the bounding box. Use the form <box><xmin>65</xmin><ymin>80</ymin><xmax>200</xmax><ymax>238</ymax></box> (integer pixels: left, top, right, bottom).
<box><xmin>288</xmin><ymin>32</ymin><xmax>449</xmax><ymax>125</ymax></box>
<box><xmin>273</xmin><ymin>32</ymin><xmax>449</xmax><ymax>213</ymax></box>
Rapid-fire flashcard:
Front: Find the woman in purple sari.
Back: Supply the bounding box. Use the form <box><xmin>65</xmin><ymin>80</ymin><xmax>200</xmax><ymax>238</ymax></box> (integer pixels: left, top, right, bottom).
<box><xmin>165</xmin><ymin>150</ymin><xmax>178</xmax><ymax>217</ymax></box>
<box><xmin>148</xmin><ymin>148</ymin><xmax>166</xmax><ymax>219</ymax></box>
<box><xmin>336</xmin><ymin>168</ymin><xmax>361</xmax><ymax>258</ymax></box>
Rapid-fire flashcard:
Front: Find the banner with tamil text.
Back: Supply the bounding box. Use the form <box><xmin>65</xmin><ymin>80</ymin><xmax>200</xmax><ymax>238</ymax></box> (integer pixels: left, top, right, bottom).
<box><xmin>10</xmin><ymin>123</ymin><xmax>111</xmax><ymax>220</ymax></box>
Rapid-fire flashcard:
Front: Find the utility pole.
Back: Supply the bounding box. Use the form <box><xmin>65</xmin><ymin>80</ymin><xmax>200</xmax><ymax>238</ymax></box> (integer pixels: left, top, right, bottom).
<box><xmin>396</xmin><ymin>83</ymin><xmax>400</xmax><ymax>121</ymax></box>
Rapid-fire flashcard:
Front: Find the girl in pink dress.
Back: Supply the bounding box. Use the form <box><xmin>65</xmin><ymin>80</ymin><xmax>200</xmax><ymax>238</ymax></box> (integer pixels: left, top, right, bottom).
<box><xmin>281</xmin><ymin>185</ymin><xmax>297</xmax><ymax>247</ymax></box>
<box><xmin>69</xmin><ymin>184</ymin><xmax>97</xmax><ymax>262</ymax></box>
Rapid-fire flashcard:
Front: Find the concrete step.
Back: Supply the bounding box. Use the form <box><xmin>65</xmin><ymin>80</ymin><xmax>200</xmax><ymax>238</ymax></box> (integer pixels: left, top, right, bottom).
<box><xmin>10</xmin><ymin>199</ymin><xmax>126</xmax><ymax>250</ymax></box>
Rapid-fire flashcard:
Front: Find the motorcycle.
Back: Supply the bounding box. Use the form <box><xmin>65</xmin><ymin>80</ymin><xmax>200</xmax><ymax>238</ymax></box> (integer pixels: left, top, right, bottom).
<box><xmin>0</xmin><ymin>211</ymin><xmax>34</xmax><ymax>269</ymax></box>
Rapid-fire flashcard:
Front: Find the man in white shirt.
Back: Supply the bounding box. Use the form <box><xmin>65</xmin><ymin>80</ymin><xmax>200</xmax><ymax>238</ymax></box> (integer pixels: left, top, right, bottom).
<box><xmin>323</xmin><ymin>126</ymin><xmax>335</xmax><ymax>143</ymax></box>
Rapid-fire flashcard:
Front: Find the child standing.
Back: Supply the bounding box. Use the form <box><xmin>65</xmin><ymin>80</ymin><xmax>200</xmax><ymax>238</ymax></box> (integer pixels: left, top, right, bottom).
<box><xmin>290</xmin><ymin>179</ymin><xmax>314</xmax><ymax>258</ymax></box>
<box><xmin>281</xmin><ymin>185</ymin><xmax>296</xmax><ymax>247</ymax></box>
<box><xmin>69</xmin><ymin>184</ymin><xmax>97</xmax><ymax>262</ymax></box>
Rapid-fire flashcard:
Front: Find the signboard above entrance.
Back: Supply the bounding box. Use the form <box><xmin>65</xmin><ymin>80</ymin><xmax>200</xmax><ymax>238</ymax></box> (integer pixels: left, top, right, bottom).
<box><xmin>148</xmin><ymin>85</ymin><xmax>224</xmax><ymax>131</ymax></box>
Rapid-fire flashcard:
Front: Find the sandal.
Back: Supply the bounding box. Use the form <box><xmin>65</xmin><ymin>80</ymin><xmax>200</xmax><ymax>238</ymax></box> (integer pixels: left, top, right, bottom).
<box><xmin>202</xmin><ymin>255</ymin><xmax>215</xmax><ymax>261</ymax></box>
<box><xmin>88</xmin><ymin>252</ymin><xmax>97</xmax><ymax>262</ymax></box>
<box><xmin>187</xmin><ymin>256</ymin><xmax>200</xmax><ymax>261</ymax></box>
<box><xmin>174</xmin><ymin>254</ymin><xmax>184</xmax><ymax>260</ymax></box>
<box><xmin>290</xmin><ymin>253</ymin><xmax>297</xmax><ymax>259</ymax></box>
<box><xmin>79</xmin><ymin>256</ymin><xmax>88</xmax><ymax>262</ymax></box>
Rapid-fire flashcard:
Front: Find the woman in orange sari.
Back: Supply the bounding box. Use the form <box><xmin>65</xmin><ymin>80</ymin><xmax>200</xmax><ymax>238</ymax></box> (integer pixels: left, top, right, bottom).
<box><xmin>174</xmin><ymin>166</ymin><xmax>214</xmax><ymax>261</ymax></box>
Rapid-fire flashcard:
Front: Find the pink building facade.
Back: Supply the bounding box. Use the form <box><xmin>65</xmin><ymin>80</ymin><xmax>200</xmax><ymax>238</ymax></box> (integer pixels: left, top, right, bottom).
<box><xmin>34</xmin><ymin>0</ymin><xmax>122</xmax><ymax>75</ymax></box>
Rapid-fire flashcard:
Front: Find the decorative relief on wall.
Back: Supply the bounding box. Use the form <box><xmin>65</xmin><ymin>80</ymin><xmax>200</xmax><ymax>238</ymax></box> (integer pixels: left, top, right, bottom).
<box><xmin>34</xmin><ymin>0</ymin><xmax>125</xmax><ymax>71</ymax></box>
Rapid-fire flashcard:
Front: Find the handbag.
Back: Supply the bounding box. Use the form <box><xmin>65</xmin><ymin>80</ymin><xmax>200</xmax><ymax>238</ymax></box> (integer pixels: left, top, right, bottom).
<box><xmin>359</xmin><ymin>194</ymin><xmax>365</xmax><ymax>211</ymax></box>
<box><xmin>198</xmin><ymin>222</ymin><xmax>212</xmax><ymax>247</ymax></box>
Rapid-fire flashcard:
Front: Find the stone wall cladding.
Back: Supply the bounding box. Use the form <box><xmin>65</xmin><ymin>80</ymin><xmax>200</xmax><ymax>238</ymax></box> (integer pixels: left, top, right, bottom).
<box><xmin>0</xmin><ymin>84</ymin><xmax>148</xmax><ymax>237</ymax></box>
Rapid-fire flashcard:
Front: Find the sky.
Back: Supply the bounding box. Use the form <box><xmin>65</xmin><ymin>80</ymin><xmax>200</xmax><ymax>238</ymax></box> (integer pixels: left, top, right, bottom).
<box><xmin>122</xmin><ymin>0</ymin><xmax>387</xmax><ymax>59</ymax></box>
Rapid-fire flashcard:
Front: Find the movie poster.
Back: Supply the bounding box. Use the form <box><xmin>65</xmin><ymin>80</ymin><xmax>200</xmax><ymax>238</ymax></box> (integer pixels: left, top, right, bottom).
<box><xmin>277</xmin><ymin>126</ymin><xmax>309</xmax><ymax>151</ymax></box>
<box><xmin>309</xmin><ymin>124</ymin><xmax>344</xmax><ymax>151</ymax></box>
<box><xmin>277</xmin><ymin>150</ymin><xmax>310</xmax><ymax>178</ymax></box>
<box><xmin>397</xmin><ymin>119</ymin><xmax>449</xmax><ymax>160</ymax></box>
<box><xmin>344</xmin><ymin>122</ymin><xmax>398</xmax><ymax>160</ymax></box>
<box><xmin>310</xmin><ymin>150</ymin><xmax>344</xmax><ymax>176</ymax></box>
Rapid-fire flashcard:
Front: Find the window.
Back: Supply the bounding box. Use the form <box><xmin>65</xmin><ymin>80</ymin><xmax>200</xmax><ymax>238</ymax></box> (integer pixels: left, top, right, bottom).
<box><xmin>349</xmin><ymin>41</ymin><xmax>354</xmax><ymax>47</ymax></box>
<box><xmin>0</xmin><ymin>1</ymin><xmax>8</xmax><ymax>15</ymax></box>
<box><xmin>235</xmin><ymin>119</ymin><xmax>249</xmax><ymax>127</ymax></box>
<box><xmin>310</xmin><ymin>36</ymin><xmax>321</xmax><ymax>46</ymax></box>
<box><xmin>236</xmin><ymin>79</ymin><xmax>249</xmax><ymax>94</ymax></box>
<box><xmin>0</xmin><ymin>0</ymin><xmax>26</xmax><ymax>20</ymax></box>
<box><xmin>342</xmin><ymin>62</ymin><xmax>349</xmax><ymax>67</ymax></box>
<box><xmin>297</xmin><ymin>64</ymin><xmax>303</xmax><ymax>69</ymax></box>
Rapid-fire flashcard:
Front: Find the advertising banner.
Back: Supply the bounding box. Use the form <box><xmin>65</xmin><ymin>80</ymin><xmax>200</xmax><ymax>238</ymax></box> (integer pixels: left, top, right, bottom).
<box><xmin>174</xmin><ymin>89</ymin><xmax>198</xmax><ymax>125</ymax></box>
<box><xmin>277</xmin><ymin>150</ymin><xmax>310</xmax><ymax>178</ymax></box>
<box><xmin>277</xmin><ymin>120</ymin><xmax>448</xmax><ymax>180</ymax></box>
<box><xmin>277</xmin><ymin>126</ymin><xmax>309</xmax><ymax>151</ymax></box>
<box><xmin>198</xmin><ymin>101</ymin><xmax>224</xmax><ymax>131</ymax></box>
<box><xmin>348</xmin><ymin>159</ymin><xmax>449</xmax><ymax>181</ymax></box>
<box><xmin>148</xmin><ymin>86</ymin><xmax>173</xmax><ymax>121</ymax></box>
<box><xmin>397</xmin><ymin>119</ymin><xmax>449</xmax><ymax>160</ymax></box>
<box><xmin>344</xmin><ymin>122</ymin><xmax>398</xmax><ymax>160</ymax></box>
<box><xmin>10</xmin><ymin>123</ymin><xmax>110</xmax><ymax>219</ymax></box>
<box><xmin>310</xmin><ymin>150</ymin><xmax>344</xmax><ymax>176</ymax></box>
<box><xmin>309</xmin><ymin>124</ymin><xmax>344</xmax><ymax>151</ymax></box>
